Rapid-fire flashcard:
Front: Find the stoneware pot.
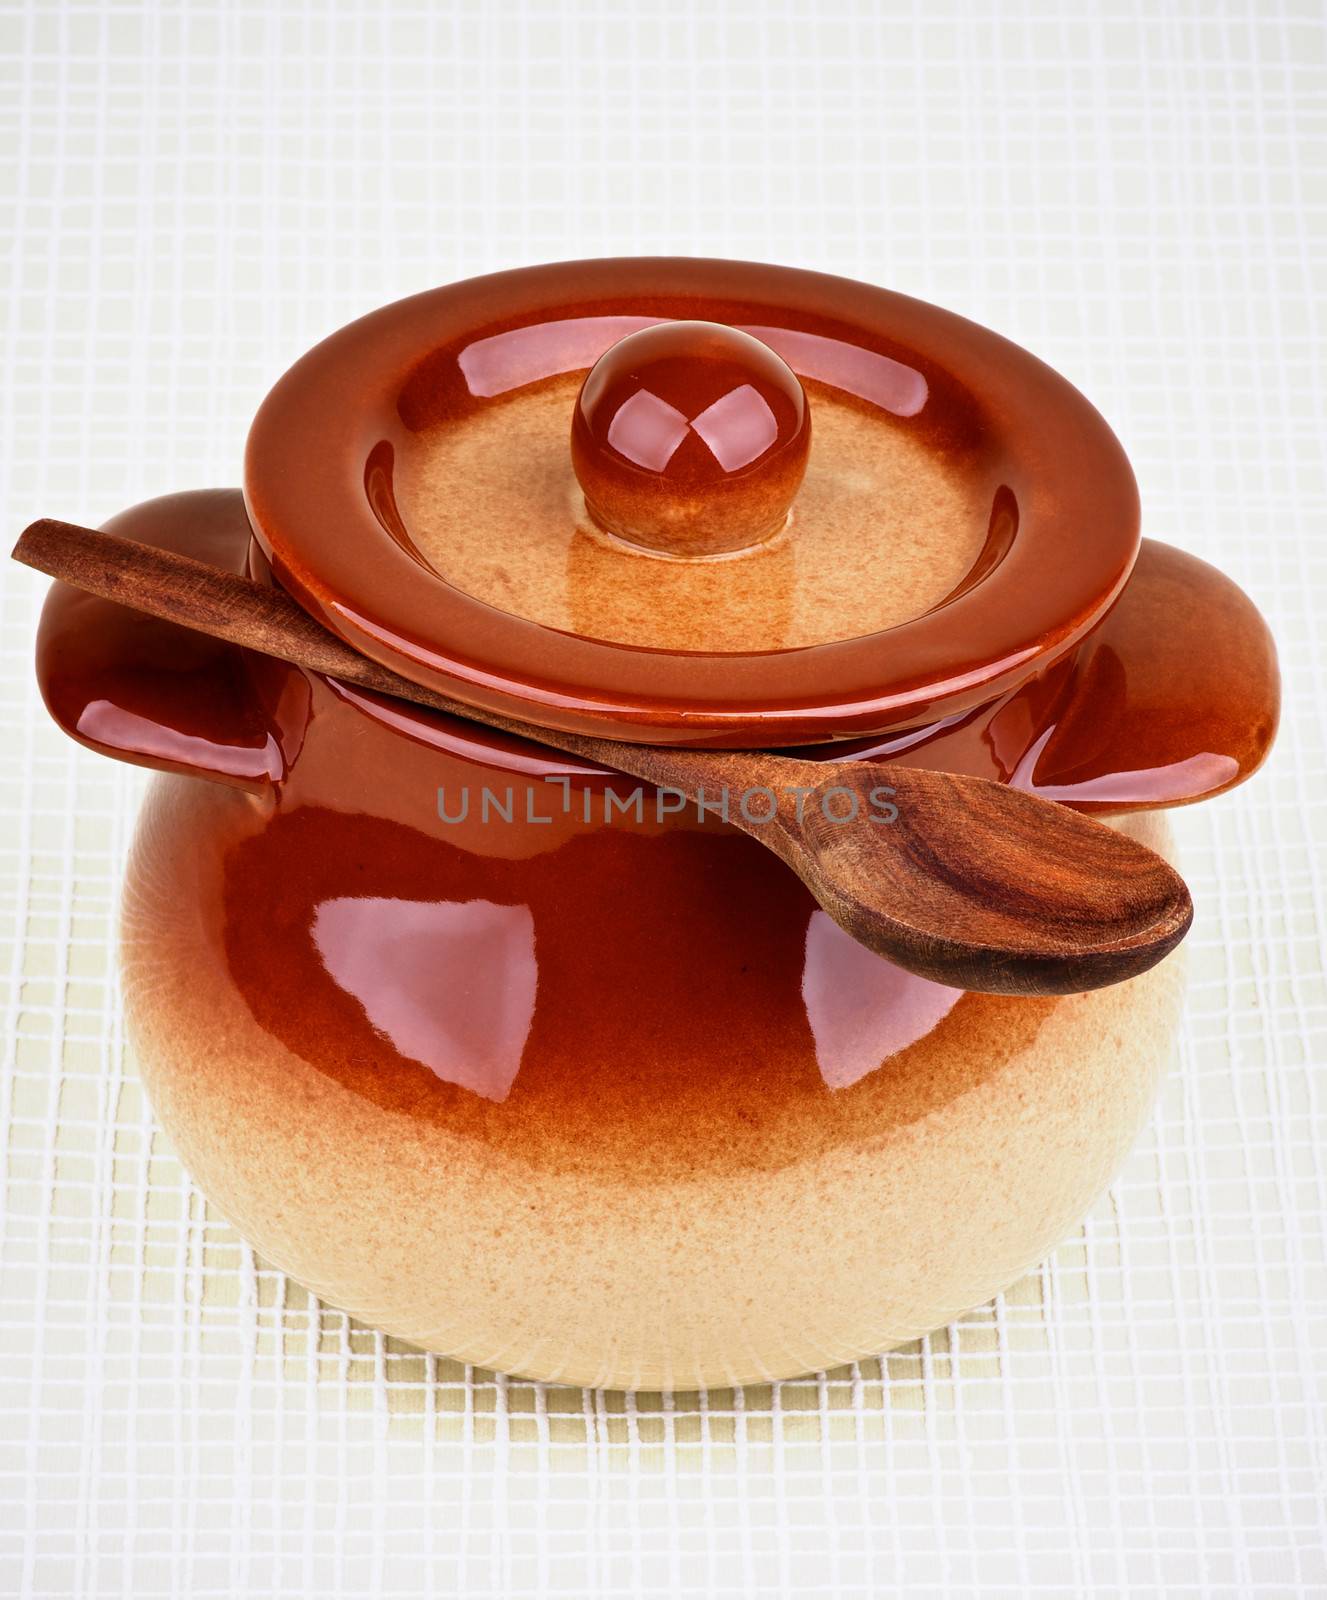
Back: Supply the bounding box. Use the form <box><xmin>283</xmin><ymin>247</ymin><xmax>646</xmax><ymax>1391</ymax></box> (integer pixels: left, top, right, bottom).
<box><xmin>34</xmin><ymin>260</ymin><xmax>1278</xmax><ymax>1389</ymax></box>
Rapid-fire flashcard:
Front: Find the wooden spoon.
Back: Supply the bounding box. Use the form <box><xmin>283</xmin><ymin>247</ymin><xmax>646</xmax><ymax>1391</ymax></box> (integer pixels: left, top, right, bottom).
<box><xmin>13</xmin><ymin>517</ymin><xmax>1192</xmax><ymax>997</ymax></box>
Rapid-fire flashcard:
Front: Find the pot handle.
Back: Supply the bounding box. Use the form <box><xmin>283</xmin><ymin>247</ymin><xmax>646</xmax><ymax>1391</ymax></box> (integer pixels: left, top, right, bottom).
<box><xmin>1013</xmin><ymin>538</ymin><xmax>1281</xmax><ymax>809</ymax></box>
<box><xmin>34</xmin><ymin>489</ymin><xmax>302</xmax><ymax>793</ymax></box>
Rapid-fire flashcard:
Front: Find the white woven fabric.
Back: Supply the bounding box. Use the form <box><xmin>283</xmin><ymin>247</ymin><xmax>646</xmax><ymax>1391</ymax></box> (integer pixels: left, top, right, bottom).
<box><xmin>2</xmin><ymin>2</ymin><xmax>1324</xmax><ymax>1594</ymax></box>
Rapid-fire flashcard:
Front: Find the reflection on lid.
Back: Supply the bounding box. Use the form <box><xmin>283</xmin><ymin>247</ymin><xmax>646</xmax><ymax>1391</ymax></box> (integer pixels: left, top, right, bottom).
<box><xmin>311</xmin><ymin>896</ymin><xmax>537</xmax><ymax>1102</ymax></box>
<box><xmin>603</xmin><ymin>382</ymin><xmax>782</xmax><ymax>476</ymax></box>
<box><xmin>450</xmin><ymin>316</ymin><xmax>930</xmax><ymax>422</ymax></box>
<box><xmin>605</xmin><ymin>388</ymin><xmax>690</xmax><ymax>472</ymax></box>
<box><xmin>690</xmin><ymin>385</ymin><xmax>781</xmax><ymax>473</ymax></box>
<box><xmin>739</xmin><ymin>326</ymin><xmax>929</xmax><ymax>418</ymax></box>
<box><xmin>457</xmin><ymin>316</ymin><xmax>659</xmax><ymax>398</ymax></box>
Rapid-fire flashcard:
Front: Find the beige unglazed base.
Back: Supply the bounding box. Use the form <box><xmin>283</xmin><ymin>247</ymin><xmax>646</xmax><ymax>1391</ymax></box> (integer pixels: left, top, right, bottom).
<box><xmin>122</xmin><ymin>777</ymin><xmax>1184</xmax><ymax>1392</ymax></box>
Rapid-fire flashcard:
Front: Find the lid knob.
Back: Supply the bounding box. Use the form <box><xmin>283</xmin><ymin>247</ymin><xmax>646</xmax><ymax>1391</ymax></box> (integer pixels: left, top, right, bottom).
<box><xmin>571</xmin><ymin>320</ymin><xmax>811</xmax><ymax>558</ymax></box>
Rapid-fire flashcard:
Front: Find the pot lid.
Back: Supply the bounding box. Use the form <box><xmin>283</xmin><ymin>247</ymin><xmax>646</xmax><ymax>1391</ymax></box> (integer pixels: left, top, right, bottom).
<box><xmin>243</xmin><ymin>258</ymin><xmax>1139</xmax><ymax>747</ymax></box>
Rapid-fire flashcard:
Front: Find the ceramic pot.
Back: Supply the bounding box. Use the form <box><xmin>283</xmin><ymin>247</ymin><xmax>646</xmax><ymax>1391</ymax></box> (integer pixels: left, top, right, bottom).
<box><xmin>33</xmin><ymin>262</ymin><xmax>1278</xmax><ymax>1389</ymax></box>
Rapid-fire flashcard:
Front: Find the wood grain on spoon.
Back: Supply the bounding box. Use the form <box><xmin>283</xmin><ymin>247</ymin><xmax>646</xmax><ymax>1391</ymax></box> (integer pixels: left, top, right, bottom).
<box><xmin>13</xmin><ymin>517</ymin><xmax>1192</xmax><ymax>996</ymax></box>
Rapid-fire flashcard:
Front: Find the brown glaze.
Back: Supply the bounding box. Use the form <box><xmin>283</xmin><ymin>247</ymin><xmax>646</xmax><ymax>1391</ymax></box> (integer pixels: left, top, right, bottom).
<box><xmin>243</xmin><ymin>258</ymin><xmax>1144</xmax><ymax>745</ymax></box>
<box><xmin>17</xmin><ymin>515</ymin><xmax>1193</xmax><ymax>996</ymax></box>
<box><xmin>570</xmin><ymin>320</ymin><xmax>810</xmax><ymax>555</ymax></box>
<box><xmin>36</xmin><ymin>492</ymin><xmax>1278</xmax><ymax>813</ymax></box>
<box><xmin>835</xmin><ymin>540</ymin><xmax>1281</xmax><ymax>812</ymax></box>
<box><xmin>33</xmin><ymin>491</ymin><xmax>295</xmax><ymax>791</ymax></box>
<box><xmin>149</xmin><ymin>747</ymin><xmax>1176</xmax><ymax>1182</ymax></box>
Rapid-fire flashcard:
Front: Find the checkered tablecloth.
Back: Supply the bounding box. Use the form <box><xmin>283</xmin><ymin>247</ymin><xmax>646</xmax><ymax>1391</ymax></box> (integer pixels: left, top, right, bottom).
<box><xmin>2</xmin><ymin>2</ymin><xmax>1324</xmax><ymax>1594</ymax></box>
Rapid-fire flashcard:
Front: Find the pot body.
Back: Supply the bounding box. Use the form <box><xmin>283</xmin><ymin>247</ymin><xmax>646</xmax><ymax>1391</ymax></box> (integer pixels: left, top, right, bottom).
<box><xmin>119</xmin><ymin>707</ymin><xmax>1183</xmax><ymax>1390</ymax></box>
<box><xmin>34</xmin><ymin>489</ymin><xmax>1240</xmax><ymax>1392</ymax></box>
